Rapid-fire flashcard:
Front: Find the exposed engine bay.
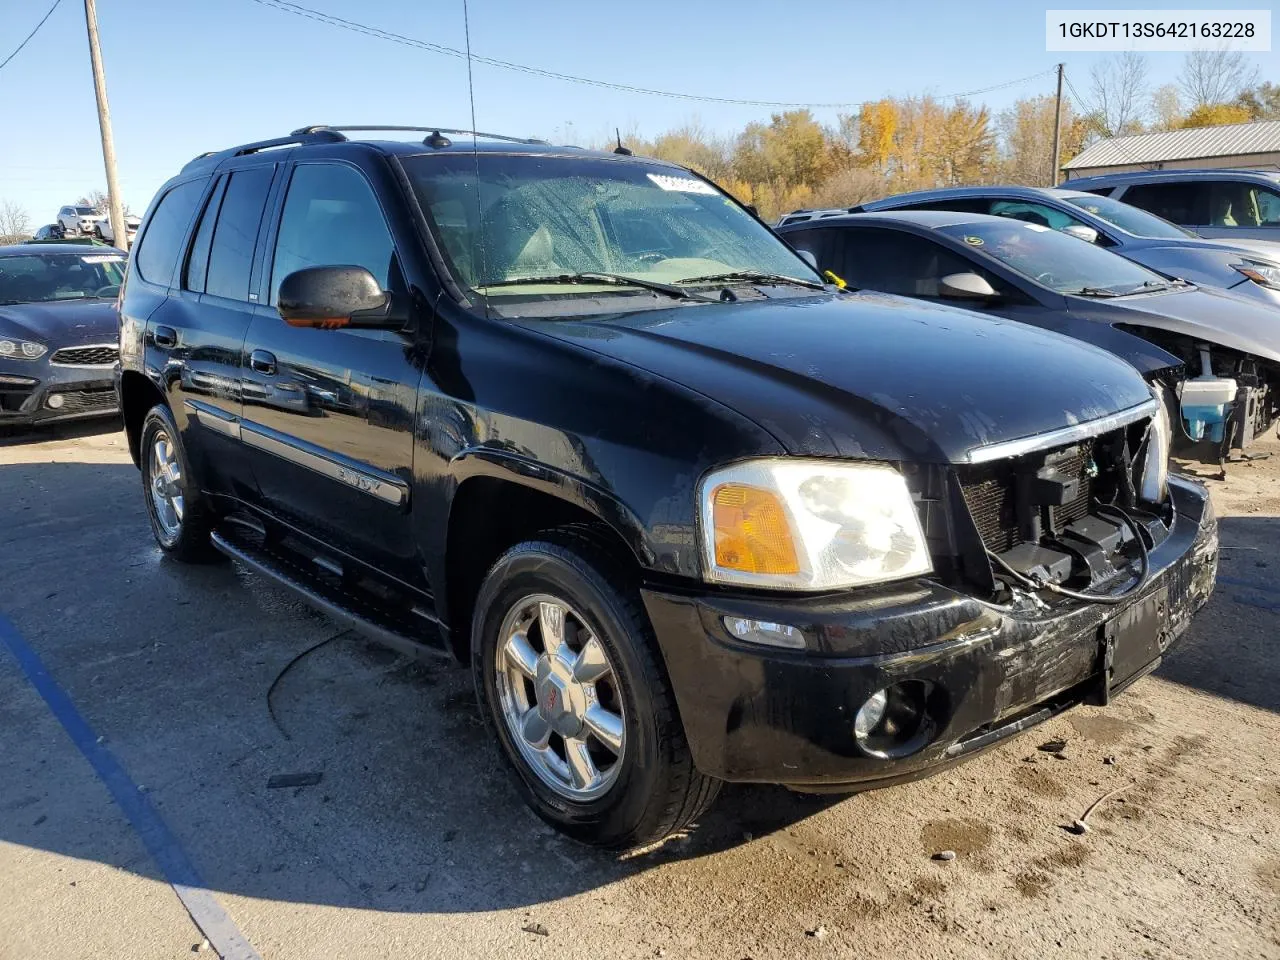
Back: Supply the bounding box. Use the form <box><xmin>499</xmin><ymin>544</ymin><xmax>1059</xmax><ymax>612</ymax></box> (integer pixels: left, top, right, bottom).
<box><xmin>951</xmin><ymin>415</ymin><xmax>1172</xmax><ymax>605</ymax></box>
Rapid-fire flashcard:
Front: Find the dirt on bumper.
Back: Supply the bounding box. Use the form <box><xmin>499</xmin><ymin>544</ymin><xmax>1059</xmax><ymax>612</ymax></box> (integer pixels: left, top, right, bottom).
<box><xmin>643</xmin><ymin>476</ymin><xmax>1218</xmax><ymax>786</ymax></box>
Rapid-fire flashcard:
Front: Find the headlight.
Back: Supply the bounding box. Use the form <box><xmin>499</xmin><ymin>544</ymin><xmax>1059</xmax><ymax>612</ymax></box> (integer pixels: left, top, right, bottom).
<box><xmin>1233</xmin><ymin>261</ymin><xmax>1280</xmax><ymax>289</ymax></box>
<box><xmin>1139</xmin><ymin>393</ymin><xmax>1171</xmax><ymax>503</ymax></box>
<box><xmin>698</xmin><ymin>459</ymin><xmax>932</xmax><ymax>590</ymax></box>
<box><xmin>0</xmin><ymin>339</ymin><xmax>47</xmax><ymax>360</ymax></box>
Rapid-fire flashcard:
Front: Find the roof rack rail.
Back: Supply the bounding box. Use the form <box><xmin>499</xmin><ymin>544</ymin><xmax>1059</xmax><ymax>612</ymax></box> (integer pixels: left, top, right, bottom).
<box><xmin>181</xmin><ymin>129</ymin><xmax>347</xmax><ymax>172</ymax></box>
<box><xmin>291</xmin><ymin>124</ymin><xmax>549</xmax><ymax>146</ymax></box>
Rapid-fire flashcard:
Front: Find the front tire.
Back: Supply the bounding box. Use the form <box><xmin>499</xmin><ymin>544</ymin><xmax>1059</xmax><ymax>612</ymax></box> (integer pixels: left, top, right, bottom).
<box><xmin>139</xmin><ymin>405</ymin><xmax>220</xmax><ymax>563</ymax></box>
<box><xmin>472</xmin><ymin>528</ymin><xmax>719</xmax><ymax>848</ymax></box>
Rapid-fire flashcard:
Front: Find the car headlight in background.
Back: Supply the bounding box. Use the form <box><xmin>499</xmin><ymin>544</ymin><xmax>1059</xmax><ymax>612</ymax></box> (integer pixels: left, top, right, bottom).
<box><xmin>698</xmin><ymin>458</ymin><xmax>932</xmax><ymax>590</ymax></box>
<box><xmin>0</xmin><ymin>339</ymin><xmax>47</xmax><ymax>360</ymax></box>
<box><xmin>1232</xmin><ymin>261</ymin><xmax>1280</xmax><ymax>289</ymax></box>
<box><xmin>1139</xmin><ymin>392</ymin><xmax>1171</xmax><ymax>503</ymax></box>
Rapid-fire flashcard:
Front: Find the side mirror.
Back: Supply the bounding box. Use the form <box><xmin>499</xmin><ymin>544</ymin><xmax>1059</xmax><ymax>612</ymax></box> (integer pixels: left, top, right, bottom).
<box><xmin>939</xmin><ymin>272</ymin><xmax>999</xmax><ymax>300</ymax></box>
<box><xmin>796</xmin><ymin>249</ymin><xmax>818</xmax><ymax>270</ymax></box>
<box><xmin>1061</xmin><ymin>224</ymin><xmax>1100</xmax><ymax>244</ymax></box>
<box><xmin>277</xmin><ymin>266</ymin><xmax>394</xmax><ymax>329</ymax></box>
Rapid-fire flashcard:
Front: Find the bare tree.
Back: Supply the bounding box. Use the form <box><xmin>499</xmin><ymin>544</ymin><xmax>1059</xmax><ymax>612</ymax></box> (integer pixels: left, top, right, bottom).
<box><xmin>0</xmin><ymin>200</ymin><xmax>33</xmax><ymax>242</ymax></box>
<box><xmin>1149</xmin><ymin>83</ymin><xmax>1185</xmax><ymax>132</ymax></box>
<box><xmin>1090</xmin><ymin>52</ymin><xmax>1150</xmax><ymax>136</ymax></box>
<box><xmin>1179</xmin><ymin>47</ymin><xmax>1260</xmax><ymax>108</ymax></box>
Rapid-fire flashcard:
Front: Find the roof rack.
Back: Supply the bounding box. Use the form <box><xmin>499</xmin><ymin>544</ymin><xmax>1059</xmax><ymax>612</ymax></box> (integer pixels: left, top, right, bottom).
<box><xmin>291</xmin><ymin>125</ymin><xmax>549</xmax><ymax>146</ymax></box>
<box><xmin>182</xmin><ymin>129</ymin><xmax>347</xmax><ymax>172</ymax></box>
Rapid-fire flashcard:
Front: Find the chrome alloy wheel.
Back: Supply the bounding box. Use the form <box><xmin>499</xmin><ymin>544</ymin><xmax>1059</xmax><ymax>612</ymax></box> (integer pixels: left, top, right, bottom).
<box><xmin>495</xmin><ymin>594</ymin><xmax>627</xmax><ymax>801</ymax></box>
<box><xmin>149</xmin><ymin>431</ymin><xmax>185</xmax><ymax>539</ymax></box>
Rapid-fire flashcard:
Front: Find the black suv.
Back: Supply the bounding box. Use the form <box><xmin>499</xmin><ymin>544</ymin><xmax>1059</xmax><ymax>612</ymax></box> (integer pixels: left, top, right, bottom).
<box><xmin>118</xmin><ymin>126</ymin><xmax>1218</xmax><ymax>848</ymax></box>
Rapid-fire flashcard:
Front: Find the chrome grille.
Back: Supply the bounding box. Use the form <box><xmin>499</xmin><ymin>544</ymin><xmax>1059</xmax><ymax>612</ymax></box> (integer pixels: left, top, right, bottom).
<box><xmin>50</xmin><ymin>345</ymin><xmax>118</xmax><ymax>365</ymax></box>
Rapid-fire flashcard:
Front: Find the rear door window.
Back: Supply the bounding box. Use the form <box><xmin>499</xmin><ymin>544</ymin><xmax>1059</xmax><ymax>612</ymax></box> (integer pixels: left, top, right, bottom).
<box><xmin>133</xmin><ymin>179</ymin><xmax>207</xmax><ymax>285</ymax></box>
<box><xmin>1119</xmin><ymin>182</ymin><xmax>1210</xmax><ymax>226</ymax></box>
<box><xmin>203</xmin><ymin>167</ymin><xmax>275</xmax><ymax>301</ymax></box>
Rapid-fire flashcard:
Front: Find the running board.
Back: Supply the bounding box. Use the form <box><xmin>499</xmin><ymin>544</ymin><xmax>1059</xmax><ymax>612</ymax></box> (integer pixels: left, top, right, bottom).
<box><xmin>210</xmin><ymin>527</ymin><xmax>449</xmax><ymax>664</ymax></box>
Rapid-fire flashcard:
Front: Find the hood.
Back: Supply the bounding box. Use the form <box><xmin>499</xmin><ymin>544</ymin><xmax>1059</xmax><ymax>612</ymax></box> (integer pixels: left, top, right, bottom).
<box><xmin>1195</xmin><ymin>237</ymin><xmax>1280</xmax><ymax>262</ymax></box>
<box><xmin>0</xmin><ymin>300</ymin><xmax>119</xmax><ymax>347</ymax></box>
<box><xmin>523</xmin><ymin>292</ymin><xmax>1153</xmax><ymax>464</ymax></box>
<box><xmin>1094</xmin><ymin>284</ymin><xmax>1280</xmax><ymax>366</ymax></box>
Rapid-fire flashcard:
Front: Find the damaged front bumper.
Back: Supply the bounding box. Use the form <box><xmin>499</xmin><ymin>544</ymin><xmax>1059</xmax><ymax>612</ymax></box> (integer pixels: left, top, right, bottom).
<box><xmin>642</xmin><ymin>476</ymin><xmax>1217</xmax><ymax>788</ymax></box>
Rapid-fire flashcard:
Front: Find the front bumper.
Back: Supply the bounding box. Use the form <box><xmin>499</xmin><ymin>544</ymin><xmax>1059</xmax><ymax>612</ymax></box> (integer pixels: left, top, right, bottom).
<box><xmin>643</xmin><ymin>476</ymin><xmax>1217</xmax><ymax>787</ymax></box>
<box><xmin>0</xmin><ymin>361</ymin><xmax>119</xmax><ymax>426</ymax></box>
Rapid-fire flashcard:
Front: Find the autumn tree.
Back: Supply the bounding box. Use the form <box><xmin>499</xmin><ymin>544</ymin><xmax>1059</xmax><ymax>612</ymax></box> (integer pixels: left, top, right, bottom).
<box><xmin>1181</xmin><ymin>103</ymin><xmax>1253</xmax><ymax>128</ymax></box>
<box><xmin>997</xmin><ymin>95</ymin><xmax>1086</xmax><ymax>186</ymax></box>
<box><xmin>1236</xmin><ymin>82</ymin><xmax>1280</xmax><ymax>120</ymax></box>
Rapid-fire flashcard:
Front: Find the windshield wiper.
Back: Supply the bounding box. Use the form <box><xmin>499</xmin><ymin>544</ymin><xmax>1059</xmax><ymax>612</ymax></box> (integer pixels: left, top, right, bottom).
<box><xmin>1071</xmin><ymin>286</ymin><xmax>1121</xmax><ymax>298</ymax></box>
<box><xmin>479</xmin><ymin>272</ymin><xmax>715</xmax><ymax>301</ymax></box>
<box><xmin>675</xmin><ymin>271</ymin><xmax>825</xmax><ymax>290</ymax></box>
<box><xmin>1121</xmin><ymin>279</ymin><xmax>1174</xmax><ymax>295</ymax></box>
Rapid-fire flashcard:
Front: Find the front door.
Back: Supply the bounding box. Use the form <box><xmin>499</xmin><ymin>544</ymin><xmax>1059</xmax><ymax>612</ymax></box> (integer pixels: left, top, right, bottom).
<box><xmin>239</xmin><ymin>160</ymin><xmax>424</xmax><ymax>586</ymax></box>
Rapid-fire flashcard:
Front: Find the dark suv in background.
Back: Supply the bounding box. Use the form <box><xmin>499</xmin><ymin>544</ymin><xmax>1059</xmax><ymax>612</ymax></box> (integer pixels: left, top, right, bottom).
<box><xmin>1068</xmin><ymin>169</ymin><xmax>1280</xmax><ymax>243</ymax></box>
<box><xmin>117</xmin><ymin>126</ymin><xmax>1217</xmax><ymax>848</ymax></box>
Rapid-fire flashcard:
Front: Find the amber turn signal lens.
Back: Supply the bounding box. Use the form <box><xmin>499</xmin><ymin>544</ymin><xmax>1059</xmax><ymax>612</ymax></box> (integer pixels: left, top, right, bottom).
<box><xmin>711</xmin><ymin>483</ymin><xmax>799</xmax><ymax>575</ymax></box>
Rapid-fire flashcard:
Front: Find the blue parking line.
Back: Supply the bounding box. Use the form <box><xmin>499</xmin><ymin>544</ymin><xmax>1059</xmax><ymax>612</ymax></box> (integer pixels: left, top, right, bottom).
<box><xmin>0</xmin><ymin>614</ymin><xmax>261</xmax><ymax>960</ymax></box>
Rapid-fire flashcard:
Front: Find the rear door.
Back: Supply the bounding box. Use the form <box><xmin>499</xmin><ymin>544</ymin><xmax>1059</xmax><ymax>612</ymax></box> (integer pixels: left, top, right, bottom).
<box><xmin>238</xmin><ymin>158</ymin><xmax>423</xmax><ymax>585</ymax></box>
<box><xmin>146</xmin><ymin>163</ymin><xmax>277</xmax><ymax>499</ymax></box>
<box><xmin>127</xmin><ymin>175</ymin><xmax>250</xmax><ymax>498</ymax></box>
<box><xmin>1114</xmin><ymin>181</ymin><xmax>1210</xmax><ymax>234</ymax></box>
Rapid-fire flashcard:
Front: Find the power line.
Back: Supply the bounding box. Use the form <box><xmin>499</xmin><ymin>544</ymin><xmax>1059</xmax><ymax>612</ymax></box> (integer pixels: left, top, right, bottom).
<box><xmin>1062</xmin><ymin>71</ymin><xmax>1154</xmax><ymax>170</ymax></box>
<box><xmin>247</xmin><ymin>0</ymin><xmax>1053</xmax><ymax>110</ymax></box>
<box><xmin>0</xmin><ymin>0</ymin><xmax>63</xmax><ymax>73</ymax></box>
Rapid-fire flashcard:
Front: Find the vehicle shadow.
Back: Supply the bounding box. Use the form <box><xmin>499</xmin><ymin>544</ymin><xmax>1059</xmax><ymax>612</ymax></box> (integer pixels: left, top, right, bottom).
<box><xmin>0</xmin><ymin>414</ymin><xmax>123</xmax><ymax>447</ymax></box>
<box><xmin>1157</xmin><ymin>514</ymin><xmax>1280</xmax><ymax>713</ymax></box>
<box><xmin>0</xmin><ymin>460</ymin><xmax>1274</xmax><ymax>920</ymax></box>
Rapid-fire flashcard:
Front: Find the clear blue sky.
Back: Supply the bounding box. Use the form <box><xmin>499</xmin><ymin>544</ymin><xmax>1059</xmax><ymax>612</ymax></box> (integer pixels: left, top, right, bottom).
<box><xmin>1</xmin><ymin>0</ymin><xmax>1275</xmax><ymax>222</ymax></box>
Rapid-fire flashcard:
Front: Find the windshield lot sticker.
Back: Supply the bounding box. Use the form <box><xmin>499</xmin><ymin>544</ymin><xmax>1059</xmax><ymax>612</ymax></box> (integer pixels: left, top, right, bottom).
<box><xmin>647</xmin><ymin>174</ymin><xmax>718</xmax><ymax>195</ymax></box>
<box><xmin>963</xmin><ymin>236</ymin><xmax>984</xmax><ymax>245</ymax></box>
<box><xmin>1023</xmin><ymin>223</ymin><xmax>1050</xmax><ymax>232</ymax></box>
<box><xmin>82</xmin><ymin>255</ymin><xmax>125</xmax><ymax>264</ymax></box>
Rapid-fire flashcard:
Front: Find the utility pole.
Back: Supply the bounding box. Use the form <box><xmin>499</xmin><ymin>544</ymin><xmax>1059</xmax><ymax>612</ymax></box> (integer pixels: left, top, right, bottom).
<box><xmin>83</xmin><ymin>0</ymin><xmax>126</xmax><ymax>249</ymax></box>
<box><xmin>1050</xmin><ymin>62</ymin><xmax>1065</xmax><ymax>187</ymax></box>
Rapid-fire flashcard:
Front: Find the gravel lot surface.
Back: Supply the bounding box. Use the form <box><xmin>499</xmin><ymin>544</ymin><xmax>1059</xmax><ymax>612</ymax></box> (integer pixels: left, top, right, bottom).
<box><xmin>2</xmin><ymin>419</ymin><xmax>1277</xmax><ymax>960</ymax></box>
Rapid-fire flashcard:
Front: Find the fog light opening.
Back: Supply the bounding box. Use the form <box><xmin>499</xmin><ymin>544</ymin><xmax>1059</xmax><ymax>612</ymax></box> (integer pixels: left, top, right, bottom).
<box><xmin>46</xmin><ymin>393</ymin><xmax>65</xmax><ymax>409</ymax></box>
<box><xmin>853</xmin><ymin>680</ymin><xmax>936</xmax><ymax>758</ymax></box>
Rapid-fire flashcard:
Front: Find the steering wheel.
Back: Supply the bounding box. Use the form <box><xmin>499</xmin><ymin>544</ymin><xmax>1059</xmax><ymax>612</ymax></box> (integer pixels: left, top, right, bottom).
<box><xmin>1034</xmin><ymin>271</ymin><xmax>1058</xmax><ymax>286</ymax></box>
<box><xmin>92</xmin><ymin>284</ymin><xmax>120</xmax><ymax>299</ymax></box>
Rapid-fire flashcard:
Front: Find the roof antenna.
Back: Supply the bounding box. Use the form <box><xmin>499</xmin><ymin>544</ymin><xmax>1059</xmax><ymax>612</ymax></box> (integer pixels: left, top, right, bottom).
<box><xmin>613</xmin><ymin>127</ymin><xmax>632</xmax><ymax>156</ymax></box>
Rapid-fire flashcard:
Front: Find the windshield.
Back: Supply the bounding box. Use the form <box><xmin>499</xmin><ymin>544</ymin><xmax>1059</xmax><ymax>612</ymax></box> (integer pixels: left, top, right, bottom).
<box><xmin>401</xmin><ymin>153</ymin><xmax>821</xmax><ymax>310</ymax></box>
<box><xmin>1064</xmin><ymin>194</ymin><xmax>1195</xmax><ymax>239</ymax></box>
<box><xmin>75</xmin><ymin>206</ymin><xmax>97</xmax><ymax>216</ymax></box>
<box><xmin>939</xmin><ymin>219</ymin><xmax>1168</xmax><ymax>295</ymax></box>
<box><xmin>0</xmin><ymin>252</ymin><xmax>126</xmax><ymax>304</ymax></box>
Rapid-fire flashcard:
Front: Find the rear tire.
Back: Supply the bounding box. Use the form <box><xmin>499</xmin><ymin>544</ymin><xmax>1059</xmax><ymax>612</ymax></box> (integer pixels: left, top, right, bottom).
<box><xmin>139</xmin><ymin>404</ymin><xmax>221</xmax><ymax>563</ymax></box>
<box><xmin>471</xmin><ymin>527</ymin><xmax>719</xmax><ymax>848</ymax></box>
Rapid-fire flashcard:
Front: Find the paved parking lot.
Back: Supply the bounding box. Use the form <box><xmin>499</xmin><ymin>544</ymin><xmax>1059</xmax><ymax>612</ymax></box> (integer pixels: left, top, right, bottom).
<box><xmin>2</xmin><ymin>419</ymin><xmax>1278</xmax><ymax>960</ymax></box>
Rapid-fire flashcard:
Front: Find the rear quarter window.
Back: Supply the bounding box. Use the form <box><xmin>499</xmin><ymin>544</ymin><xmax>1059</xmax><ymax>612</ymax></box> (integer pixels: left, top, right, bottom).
<box><xmin>133</xmin><ymin>179</ymin><xmax>207</xmax><ymax>285</ymax></box>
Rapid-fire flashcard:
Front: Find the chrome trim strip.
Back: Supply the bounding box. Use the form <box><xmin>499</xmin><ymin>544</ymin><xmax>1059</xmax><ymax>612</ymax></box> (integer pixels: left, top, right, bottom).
<box><xmin>239</xmin><ymin>420</ymin><xmax>409</xmax><ymax>507</ymax></box>
<box><xmin>964</xmin><ymin>399</ymin><xmax>1157</xmax><ymax>464</ymax></box>
<box><xmin>183</xmin><ymin>399</ymin><xmax>241</xmax><ymax>439</ymax></box>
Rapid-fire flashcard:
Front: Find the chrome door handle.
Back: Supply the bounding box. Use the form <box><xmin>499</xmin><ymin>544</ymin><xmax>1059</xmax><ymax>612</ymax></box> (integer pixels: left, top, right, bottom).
<box><xmin>249</xmin><ymin>350</ymin><xmax>277</xmax><ymax>375</ymax></box>
<box><xmin>153</xmin><ymin>325</ymin><xmax>177</xmax><ymax>348</ymax></box>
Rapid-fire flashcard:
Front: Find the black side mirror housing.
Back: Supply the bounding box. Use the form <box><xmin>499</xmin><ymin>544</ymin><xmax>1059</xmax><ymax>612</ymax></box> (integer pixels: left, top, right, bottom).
<box><xmin>277</xmin><ymin>265</ymin><xmax>398</xmax><ymax>329</ymax></box>
<box><xmin>939</xmin><ymin>272</ymin><xmax>999</xmax><ymax>301</ymax></box>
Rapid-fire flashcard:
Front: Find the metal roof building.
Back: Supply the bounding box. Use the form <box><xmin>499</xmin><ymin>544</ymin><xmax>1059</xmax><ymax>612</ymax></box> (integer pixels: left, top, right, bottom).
<box><xmin>1063</xmin><ymin>119</ymin><xmax>1280</xmax><ymax>178</ymax></box>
